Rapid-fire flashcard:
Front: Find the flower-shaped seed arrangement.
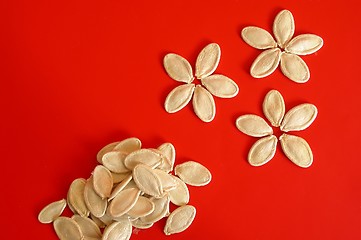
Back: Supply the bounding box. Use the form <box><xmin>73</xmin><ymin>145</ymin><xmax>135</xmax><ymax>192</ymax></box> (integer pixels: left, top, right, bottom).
<box><xmin>163</xmin><ymin>43</ymin><xmax>239</xmax><ymax>122</ymax></box>
<box><xmin>241</xmin><ymin>10</ymin><xmax>323</xmax><ymax>83</ymax></box>
<box><xmin>236</xmin><ymin>90</ymin><xmax>318</xmax><ymax>168</ymax></box>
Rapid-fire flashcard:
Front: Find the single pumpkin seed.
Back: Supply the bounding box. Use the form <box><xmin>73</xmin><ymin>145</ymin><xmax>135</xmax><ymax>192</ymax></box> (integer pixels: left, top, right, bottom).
<box><xmin>127</xmin><ymin>196</ymin><xmax>155</xmax><ymax>218</ymax></box>
<box><xmin>250</xmin><ymin>48</ymin><xmax>281</xmax><ymax>78</ymax></box>
<box><xmin>72</xmin><ymin>215</ymin><xmax>102</xmax><ymax>238</ymax></box>
<box><xmin>53</xmin><ymin>216</ymin><xmax>84</xmax><ymax>240</ymax></box>
<box><xmin>164</xmin><ymin>205</ymin><xmax>196</xmax><ymax>235</ymax></box>
<box><xmin>195</xmin><ymin>43</ymin><xmax>221</xmax><ymax>79</ymax></box>
<box><xmin>102</xmin><ymin>151</ymin><xmax>129</xmax><ymax>174</ymax></box>
<box><xmin>157</xmin><ymin>143</ymin><xmax>176</xmax><ymax>173</ymax></box>
<box><xmin>96</xmin><ymin>142</ymin><xmax>119</xmax><ymax>164</ymax></box>
<box><xmin>93</xmin><ymin>165</ymin><xmax>113</xmax><ymax>199</ymax></box>
<box><xmin>113</xmin><ymin>137</ymin><xmax>142</xmax><ymax>154</ymax></box>
<box><xmin>153</xmin><ymin>169</ymin><xmax>178</xmax><ymax>191</ymax></box>
<box><xmin>164</xmin><ymin>83</ymin><xmax>195</xmax><ymax>113</ymax></box>
<box><xmin>168</xmin><ymin>176</ymin><xmax>190</xmax><ymax>206</ymax></box>
<box><xmin>124</xmin><ymin>149</ymin><xmax>163</xmax><ymax>170</ymax></box>
<box><xmin>192</xmin><ymin>85</ymin><xmax>216</xmax><ymax>122</ymax></box>
<box><xmin>241</xmin><ymin>26</ymin><xmax>277</xmax><ymax>49</ymax></box>
<box><xmin>163</xmin><ymin>53</ymin><xmax>194</xmax><ymax>83</ymax></box>
<box><xmin>280</xmin><ymin>103</ymin><xmax>318</xmax><ymax>132</ymax></box>
<box><xmin>67</xmin><ymin>178</ymin><xmax>89</xmax><ymax>217</ymax></box>
<box><xmin>236</xmin><ymin>114</ymin><xmax>273</xmax><ymax>137</ymax></box>
<box><xmin>131</xmin><ymin>219</ymin><xmax>154</xmax><ymax>229</ymax></box>
<box><xmin>102</xmin><ymin>219</ymin><xmax>132</xmax><ymax>240</ymax></box>
<box><xmin>273</xmin><ymin>10</ymin><xmax>295</xmax><ymax>48</ymax></box>
<box><xmin>201</xmin><ymin>74</ymin><xmax>239</xmax><ymax>98</ymax></box>
<box><xmin>133</xmin><ymin>164</ymin><xmax>163</xmax><ymax>198</ymax></box>
<box><xmin>108</xmin><ymin>188</ymin><xmax>141</xmax><ymax>218</ymax></box>
<box><xmin>174</xmin><ymin>161</ymin><xmax>211</xmax><ymax>186</ymax></box>
<box><xmin>262</xmin><ymin>90</ymin><xmax>285</xmax><ymax>127</ymax></box>
<box><xmin>140</xmin><ymin>195</ymin><xmax>171</xmax><ymax>224</ymax></box>
<box><xmin>285</xmin><ymin>34</ymin><xmax>323</xmax><ymax>55</ymax></box>
<box><xmin>38</xmin><ymin>199</ymin><xmax>67</xmax><ymax>224</ymax></box>
<box><xmin>280</xmin><ymin>133</ymin><xmax>313</xmax><ymax>168</ymax></box>
<box><xmin>84</xmin><ymin>177</ymin><xmax>107</xmax><ymax>218</ymax></box>
<box><xmin>280</xmin><ymin>52</ymin><xmax>310</xmax><ymax>83</ymax></box>
<box><xmin>248</xmin><ymin>135</ymin><xmax>278</xmax><ymax>166</ymax></box>
<box><xmin>109</xmin><ymin>174</ymin><xmax>133</xmax><ymax>201</ymax></box>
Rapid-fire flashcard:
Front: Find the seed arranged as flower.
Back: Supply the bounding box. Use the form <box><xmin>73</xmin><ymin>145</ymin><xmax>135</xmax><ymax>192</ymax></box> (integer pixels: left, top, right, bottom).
<box><xmin>163</xmin><ymin>43</ymin><xmax>239</xmax><ymax>122</ymax></box>
<box><xmin>236</xmin><ymin>90</ymin><xmax>317</xmax><ymax>168</ymax></box>
<box><xmin>241</xmin><ymin>10</ymin><xmax>323</xmax><ymax>83</ymax></box>
<box><xmin>38</xmin><ymin>137</ymin><xmax>211</xmax><ymax>239</ymax></box>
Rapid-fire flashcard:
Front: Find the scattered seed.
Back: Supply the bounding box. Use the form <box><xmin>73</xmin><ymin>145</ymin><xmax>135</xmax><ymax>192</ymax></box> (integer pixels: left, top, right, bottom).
<box><xmin>96</xmin><ymin>142</ymin><xmax>119</xmax><ymax>164</ymax></box>
<box><xmin>133</xmin><ymin>164</ymin><xmax>163</xmax><ymax>198</ymax></box>
<box><xmin>108</xmin><ymin>188</ymin><xmax>141</xmax><ymax>218</ymax></box>
<box><xmin>163</xmin><ymin>53</ymin><xmax>194</xmax><ymax>83</ymax></box>
<box><xmin>102</xmin><ymin>151</ymin><xmax>129</xmax><ymax>174</ymax></box>
<box><xmin>131</xmin><ymin>219</ymin><xmax>154</xmax><ymax>229</ymax></box>
<box><xmin>111</xmin><ymin>172</ymin><xmax>129</xmax><ymax>184</ymax></box>
<box><xmin>285</xmin><ymin>34</ymin><xmax>323</xmax><ymax>55</ymax></box>
<box><xmin>140</xmin><ymin>195</ymin><xmax>171</xmax><ymax>224</ymax></box>
<box><xmin>164</xmin><ymin>205</ymin><xmax>196</xmax><ymax>235</ymax></box>
<box><xmin>195</xmin><ymin>43</ymin><xmax>221</xmax><ymax>79</ymax></box>
<box><xmin>127</xmin><ymin>196</ymin><xmax>155</xmax><ymax>218</ymax></box>
<box><xmin>280</xmin><ymin>52</ymin><xmax>310</xmax><ymax>83</ymax></box>
<box><xmin>273</xmin><ymin>9</ymin><xmax>295</xmax><ymax>48</ymax></box>
<box><xmin>113</xmin><ymin>137</ymin><xmax>142</xmax><ymax>155</ymax></box>
<box><xmin>201</xmin><ymin>74</ymin><xmax>239</xmax><ymax>98</ymax></box>
<box><xmin>90</xmin><ymin>214</ymin><xmax>106</xmax><ymax>229</ymax></box>
<box><xmin>93</xmin><ymin>165</ymin><xmax>113</xmax><ymax>199</ymax></box>
<box><xmin>53</xmin><ymin>216</ymin><xmax>83</xmax><ymax>240</ymax></box>
<box><xmin>192</xmin><ymin>85</ymin><xmax>216</xmax><ymax>123</ymax></box>
<box><xmin>280</xmin><ymin>133</ymin><xmax>313</xmax><ymax>168</ymax></box>
<box><xmin>157</xmin><ymin>143</ymin><xmax>176</xmax><ymax>173</ymax></box>
<box><xmin>72</xmin><ymin>215</ymin><xmax>102</xmax><ymax>238</ymax></box>
<box><xmin>38</xmin><ymin>199</ymin><xmax>67</xmax><ymax>224</ymax></box>
<box><xmin>102</xmin><ymin>220</ymin><xmax>132</xmax><ymax>240</ymax></box>
<box><xmin>241</xmin><ymin>26</ymin><xmax>277</xmax><ymax>49</ymax></box>
<box><xmin>263</xmin><ymin>90</ymin><xmax>285</xmax><ymax>127</ymax></box>
<box><xmin>175</xmin><ymin>161</ymin><xmax>211</xmax><ymax>186</ymax></box>
<box><xmin>280</xmin><ymin>103</ymin><xmax>318</xmax><ymax>132</ymax></box>
<box><xmin>164</xmin><ymin>83</ymin><xmax>196</xmax><ymax>113</ymax></box>
<box><xmin>250</xmin><ymin>48</ymin><xmax>281</xmax><ymax>78</ymax></box>
<box><xmin>109</xmin><ymin>174</ymin><xmax>133</xmax><ymax>201</ymax></box>
<box><xmin>84</xmin><ymin>177</ymin><xmax>107</xmax><ymax>218</ymax></box>
<box><xmin>248</xmin><ymin>135</ymin><xmax>278</xmax><ymax>166</ymax></box>
<box><xmin>67</xmin><ymin>178</ymin><xmax>89</xmax><ymax>217</ymax></box>
<box><xmin>236</xmin><ymin>114</ymin><xmax>273</xmax><ymax>137</ymax></box>
<box><xmin>168</xmin><ymin>176</ymin><xmax>190</xmax><ymax>206</ymax></box>
<box><xmin>153</xmin><ymin>168</ymin><xmax>178</xmax><ymax>191</ymax></box>
<box><xmin>124</xmin><ymin>149</ymin><xmax>163</xmax><ymax>170</ymax></box>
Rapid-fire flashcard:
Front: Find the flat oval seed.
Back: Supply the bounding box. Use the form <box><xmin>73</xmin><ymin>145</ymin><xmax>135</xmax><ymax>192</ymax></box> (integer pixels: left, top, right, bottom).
<box><xmin>241</xmin><ymin>26</ymin><xmax>277</xmax><ymax>49</ymax></box>
<box><xmin>96</xmin><ymin>142</ymin><xmax>120</xmax><ymax>164</ymax></box>
<box><xmin>127</xmin><ymin>196</ymin><xmax>155</xmax><ymax>218</ymax></box>
<box><xmin>248</xmin><ymin>135</ymin><xmax>278</xmax><ymax>166</ymax></box>
<box><xmin>280</xmin><ymin>52</ymin><xmax>310</xmax><ymax>83</ymax></box>
<box><xmin>109</xmin><ymin>174</ymin><xmax>133</xmax><ymax>201</ymax></box>
<box><xmin>140</xmin><ymin>195</ymin><xmax>171</xmax><ymax>224</ymax></box>
<box><xmin>285</xmin><ymin>34</ymin><xmax>323</xmax><ymax>55</ymax></box>
<box><xmin>262</xmin><ymin>90</ymin><xmax>285</xmax><ymax>127</ymax></box>
<box><xmin>98</xmin><ymin>213</ymin><xmax>114</xmax><ymax>226</ymax></box>
<box><xmin>67</xmin><ymin>178</ymin><xmax>89</xmax><ymax>217</ymax></box>
<box><xmin>236</xmin><ymin>114</ymin><xmax>273</xmax><ymax>137</ymax></box>
<box><xmin>108</xmin><ymin>188</ymin><xmax>141</xmax><ymax>218</ymax></box>
<box><xmin>201</xmin><ymin>74</ymin><xmax>239</xmax><ymax>98</ymax></box>
<box><xmin>273</xmin><ymin>9</ymin><xmax>295</xmax><ymax>48</ymax></box>
<box><xmin>280</xmin><ymin>134</ymin><xmax>313</xmax><ymax>168</ymax></box>
<box><xmin>164</xmin><ymin>83</ymin><xmax>195</xmax><ymax>113</ymax></box>
<box><xmin>84</xmin><ymin>177</ymin><xmax>107</xmax><ymax>218</ymax></box>
<box><xmin>111</xmin><ymin>172</ymin><xmax>129</xmax><ymax>184</ymax></box>
<box><xmin>133</xmin><ymin>164</ymin><xmax>163</xmax><ymax>198</ymax></box>
<box><xmin>280</xmin><ymin>103</ymin><xmax>318</xmax><ymax>132</ymax></box>
<box><xmin>195</xmin><ymin>43</ymin><xmax>221</xmax><ymax>79</ymax></box>
<box><xmin>157</xmin><ymin>143</ymin><xmax>176</xmax><ymax>173</ymax></box>
<box><xmin>102</xmin><ymin>220</ymin><xmax>132</xmax><ymax>240</ymax></box>
<box><xmin>163</xmin><ymin>53</ymin><xmax>194</xmax><ymax>83</ymax></box>
<box><xmin>174</xmin><ymin>161</ymin><xmax>211</xmax><ymax>186</ymax></box>
<box><xmin>131</xmin><ymin>219</ymin><xmax>154</xmax><ymax>229</ymax></box>
<box><xmin>53</xmin><ymin>217</ymin><xmax>83</xmax><ymax>240</ymax></box>
<box><xmin>38</xmin><ymin>199</ymin><xmax>67</xmax><ymax>224</ymax></box>
<box><xmin>124</xmin><ymin>149</ymin><xmax>163</xmax><ymax>170</ymax></box>
<box><xmin>164</xmin><ymin>205</ymin><xmax>196</xmax><ymax>235</ymax></box>
<box><xmin>72</xmin><ymin>215</ymin><xmax>102</xmax><ymax>238</ymax></box>
<box><xmin>192</xmin><ymin>85</ymin><xmax>216</xmax><ymax>123</ymax></box>
<box><xmin>168</xmin><ymin>176</ymin><xmax>190</xmax><ymax>206</ymax></box>
<box><xmin>93</xmin><ymin>165</ymin><xmax>113</xmax><ymax>199</ymax></box>
<box><xmin>153</xmin><ymin>169</ymin><xmax>178</xmax><ymax>191</ymax></box>
<box><xmin>113</xmin><ymin>137</ymin><xmax>142</xmax><ymax>154</ymax></box>
<box><xmin>102</xmin><ymin>151</ymin><xmax>129</xmax><ymax>174</ymax></box>
<box><xmin>250</xmin><ymin>48</ymin><xmax>281</xmax><ymax>78</ymax></box>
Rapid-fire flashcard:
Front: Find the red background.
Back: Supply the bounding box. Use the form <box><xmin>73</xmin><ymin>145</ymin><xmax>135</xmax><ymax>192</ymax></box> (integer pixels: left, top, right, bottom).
<box><xmin>1</xmin><ymin>0</ymin><xmax>360</xmax><ymax>239</ymax></box>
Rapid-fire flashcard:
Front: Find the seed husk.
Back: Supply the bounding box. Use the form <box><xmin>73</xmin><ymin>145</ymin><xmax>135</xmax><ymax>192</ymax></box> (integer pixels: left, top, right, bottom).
<box><xmin>280</xmin><ymin>133</ymin><xmax>313</xmax><ymax>168</ymax></box>
<box><xmin>273</xmin><ymin>10</ymin><xmax>295</xmax><ymax>48</ymax></box>
<box><xmin>157</xmin><ymin>143</ymin><xmax>176</xmax><ymax>173</ymax></box>
<box><xmin>133</xmin><ymin>164</ymin><xmax>163</xmax><ymax>198</ymax></box>
<box><xmin>163</xmin><ymin>53</ymin><xmax>194</xmax><ymax>83</ymax></box>
<box><xmin>67</xmin><ymin>178</ymin><xmax>89</xmax><ymax>217</ymax></box>
<box><xmin>140</xmin><ymin>195</ymin><xmax>171</xmax><ymax>224</ymax></box>
<box><xmin>102</xmin><ymin>219</ymin><xmax>132</xmax><ymax>240</ymax></box>
<box><xmin>164</xmin><ymin>83</ymin><xmax>196</xmax><ymax>113</ymax></box>
<box><xmin>102</xmin><ymin>151</ymin><xmax>129</xmax><ymax>174</ymax></box>
<box><xmin>195</xmin><ymin>43</ymin><xmax>221</xmax><ymax>79</ymax></box>
<box><xmin>108</xmin><ymin>188</ymin><xmax>141</xmax><ymax>218</ymax></box>
<box><xmin>201</xmin><ymin>74</ymin><xmax>239</xmax><ymax>98</ymax></box>
<box><xmin>248</xmin><ymin>135</ymin><xmax>278</xmax><ymax>166</ymax></box>
<box><xmin>72</xmin><ymin>215</ymin><xmax>102</xmax><ymax>238</ymax></box>
<box><xmin>53</xmin><ymin>216</ymin><xmax>83</xmax><ymax>240</ymax></box>
<box><xmin>241</xmin><ymin>26</ymin><xmax>277</xmax><ymax>49</ymax></box>
<box><xmin>280</xmin><ymin>52</ymin><xmax>310</xmax><ymax>83</ymax></box>
<box><xmin>84</xmin><ymin>177</ymin><xmax>107</xmax><ymax>218</ymax></box>
<box><xmin>285</xmin><ymin>34</ymin><xmax>323</xmax><ymax>55</ymax></box>
<box><xmin>109</xmin><ymin>174</ymin><xmax>133</xmax><ymax>201</ymax></box>
<box><xmin>175</xmin><ymin>161</ymin><xmax>211</xmax><ymax>186</ymax></box>
<box><xmin>153</xmin><ymin>168</ymin><xmax>178</xmax><ymax>191</ymax></box>
<box><xmin>113</xmin><ymin>137</ymin><xmax>142</xmax><ymax>154</ymax></box>
<box><xmin>93</xmin><ymin>165</ymin><xmax>113</xmax><ymax>199</ymax></box>
<box><xmin>168</xmin><ymin>176</ymin><xmax>190</xmax><ymax>206</ymax></box>
<box><xmin>96</xmin><ymin>142</ymin><xmax>119</xmax><ymax>164</ymax></box>
<box><xmin>192</xmin><ymin>85</ymin><xmax>216</xmax><ymax>123</ymax></box>
<box><xmin>124</xmin><ymin>149</ymin><xmax>163</xmax><ymax>170</ymax></box>
<box><xmin>164</xmin><ymin>205</ymin><xmax>196</xmax><ymax>235</ymax></box>
<box><xmin>262</xmin><ymin>90</ymin><xmax>285</xmax><ymax>127</ymax></box>
<box><xmin>250</xmin><ymin>48</ymin><xmax>281</xmax><ymax>78</ymax></box>
<box><xmin>236</xmin><ymin>114</ymin><xmax>273</xmax><ymax>137</ymax></box>
<box><xmin>127</xmin><ymin>196</ymin><xmax>155</xmax><ymax>218</ymax></box>
<box><xmin>38</xmin><ymin>199</ymin><xmax>67</xmax><ymax>224</ymax></box>
<box><xmin>280</xmin><ymin>103</ymin><xmax>318</xmax><ymax>132</ymax></box>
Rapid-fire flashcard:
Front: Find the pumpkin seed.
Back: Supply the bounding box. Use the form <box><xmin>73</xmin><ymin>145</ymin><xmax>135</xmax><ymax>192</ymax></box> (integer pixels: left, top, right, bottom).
<box><xmin>96</xmin><ymin>142</ymin><xmax>119</xmax><ymax>164</ymax></box>
<box><xmin>168</xmin><ymin>176</ymin><xmax>190</xmax><ymax>206</ymax></box>
<box><xmin>164</xmin><ymin>83</ymin><xmax>195</xmax><ymax>113</ymax></box>
<box><xmin>72</xmin><ymin>215</ymin><xmax>102</xmax><ymax>238</ymax></box>
<box><xmin>53</xmin><ymin>216</ymin><xmax>83</xmax><ymax>240</ymax></box>
<box><xmin>273</xmin><ymin>10</ymin><xmax>295</xmax><ymax>48</ymax></box>
<box><xmin>108</xmin><ymin>188</ymin><xmax>141</xmax><ymax>218</ymax></box>
<box><xmin>124</xmin><ymin>149</ymin><xmax>163</xmax><ymax>170</ymax></box>
<box><xmin>93</xmin><ymin>165</ymin><xmax>113</xmax><ymax>199</ymax></box>
<box><xmin>248</xmin><ymin>135</ymin><xmax>278</xmax><ymax>166</ymax></box>
<box><xmin>98</xmin><ymin>213</ymin><xmax>114</xmax><ymax>226</ymax></box>
<box><xmin>113</xmin><ymin>137</ymin><xmax>142</xmax><ymax>154</ymax></box>
<box><xmin>127</xmin><ymin>196</ymin><xmax>155</xmax><ymax>218</ymax></box>
<box><xmin>102</xmin><ymin>219</ymin><xmax>132</xmax><ymax>240</ymax></box>
<box><xmin>38</xmin><ymin>199</ymin><xmax>67</xmax><ymax>224</ymax></box>
<box><xmin>153</xmin><ymin>169</ymin><xmax>178</xmax><ymax>191</ymax></box>
<box><xmin>157</xmin><ymin>143</ymin><xmax>175</xmax><ymax>173</ymax></box>
<box><xmin>131</xmin><ymin>219</ymin><xmax>153</xmax><ymax>229</ymax></box>
<box><xmin>192</xmin><ymin>85</ymin><xmax>216</xmax><ymax>122</ymax></box>
<box><xmin>111</xmin><ymin>172</ymin><xmax>129</xmax><ymax>184</ymax></box>
<box><xmin>140</xmin><ymin>195</ymin><xmax>170</xmax><ymax>224</ymax></box>
<box><xmin>201</xmin><ymin>74</ymin><xmax>239</xmax><ymax>98</ymax></box>
<box><xmin>262</xmin><ymin>90</ymin><xmax>285</xmax><ymax>127</ymax></box>
<box><xmin>195</xmin><ymin>43</ymin><xmax>220</xmax><ymax>79</ymax></box>
<box><xmin>84</xmin><ymin>177</ymin><xmax>107</xmax><ymax>218</ymax></box>
<box><xmin>133</xmin><ymin>164</ymin><xmax>163</xmax><ymax>198</ymax></box>
<box><xmin>285</xmin><ymin>34</ymin><xmax>323</xmax><ymax>55</ymax></box>
<box><xmin>174</xmin><ymin>161</ymin><xmax>211</xmax><ymax>186</ymax></box>
<box><xmin>280</xmin><ymin>133</ymin><xmax>313</xmax><ymax>168</ymax></box>
<box><xmin>164</xmin><ymin>205</ymin><xmax>196</xmax><ymax>235</ymax></box>
<box><xmin>102</xmin><ymin>151</ymin><xmax>129</xmax><ymax>174</ymax></box>
<box><xmin>67</xmin><ymin>178</ymin><xmax>89</xmax><ymax>217</ymax></box>
<box><xmin>280</xmin><ymin>103</ymin><xmax>318</xmax><ymax>132</ymax></box>
<box><xmin>236</xmin><ymin>114</ymin><xmax>273</xmax><ymax>137</ymax></box>
<box><xmin>250</xmin><ymin>48</ymin><xmax>281</xmax><ymax>78</ymax></box>
<box><xmin>90</xmin><ymin>214</ymin><xmax>106</xmax><ymax>228</ymax></box>
<box><xmin>109</xmin><ymin>174</ymin><xmax>133</xmax><ymax>201</ymax></box>
<box><xmin>280</xmin><ymin>52</ymin><xmax>310</xmax><ymax>83</ymax></box>
<box><xmin>163</xmin><ymin>53</ymin><xmax>194</xmax><ymax>83</ymax></box>
<box><xmin>241</xmin><ymin>26</ymin><xmax>277</xmax><ymax>49</ymax></box>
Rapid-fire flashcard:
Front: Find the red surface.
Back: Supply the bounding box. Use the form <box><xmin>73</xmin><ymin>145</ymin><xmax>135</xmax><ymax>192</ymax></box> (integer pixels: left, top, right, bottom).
<box><xmin>1</xmin><ymin>0</ymin><xmax>360</xmax><ymax>239</ymax></box>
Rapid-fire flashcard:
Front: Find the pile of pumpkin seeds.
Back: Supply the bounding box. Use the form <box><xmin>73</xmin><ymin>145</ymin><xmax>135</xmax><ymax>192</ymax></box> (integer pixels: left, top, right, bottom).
<box><xmin>38</xmin><ymin>137</ymin><xmax>212</xmax><ymax>239</ymax></box>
